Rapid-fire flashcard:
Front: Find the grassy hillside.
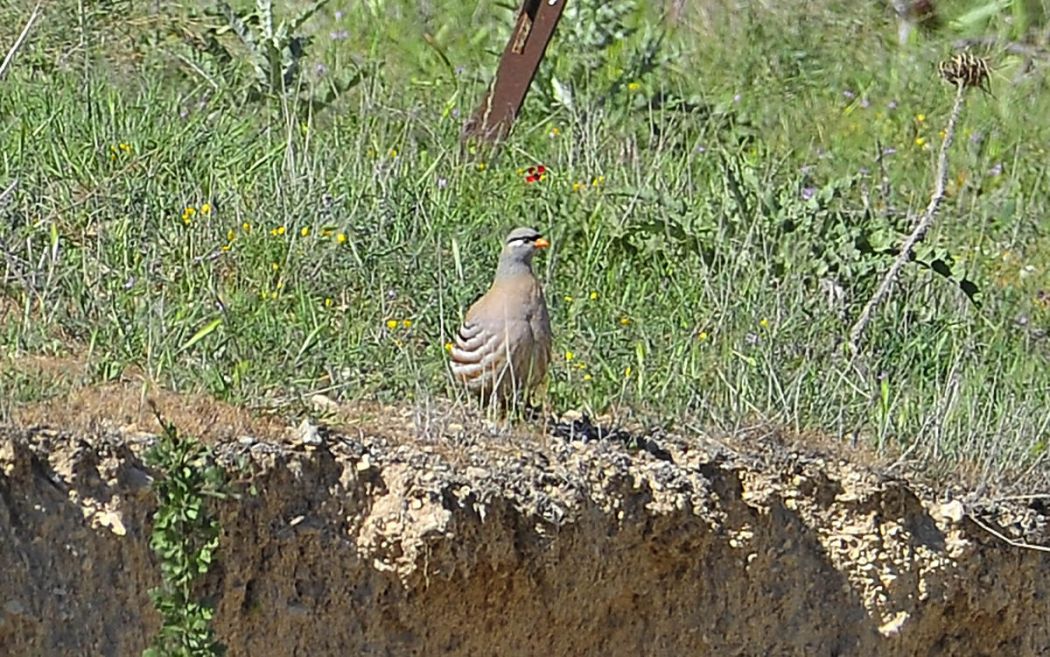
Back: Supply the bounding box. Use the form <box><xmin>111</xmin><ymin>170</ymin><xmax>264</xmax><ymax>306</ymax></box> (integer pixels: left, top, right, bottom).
<box><xmin>2</xmin><ymin>0</ymin><xmax>1049</xmax><ymax>489</ymax></box>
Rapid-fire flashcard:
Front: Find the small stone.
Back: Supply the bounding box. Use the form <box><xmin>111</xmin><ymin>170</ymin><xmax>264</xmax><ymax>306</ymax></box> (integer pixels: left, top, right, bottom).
<box><xmin>295</xmin><ymin>419</ymin><xmax>323</xmax><ymax>446</ymax></box>
<box><xmin>95</xmin><ymin>509</ymin><xmax>127</xmax><ymax>536</ymax></box>
<box><xmin>3</xmin><ymin>599</ymin><xmax>26</xmax><ymax>616</ymax></box>
<box><xmin>309</xmin><ymin>394</ymin><xmax>340</xmax><ymax>413</ymax></box>
<box><xmin>937</xmin><ymin>500</ymin><xmax>965</xmax><ymax>524</ymax></box>
<box><xmin>878</xmin><ymin>611</ymin><xmax>909</xmax><ymax>636</ymax></box>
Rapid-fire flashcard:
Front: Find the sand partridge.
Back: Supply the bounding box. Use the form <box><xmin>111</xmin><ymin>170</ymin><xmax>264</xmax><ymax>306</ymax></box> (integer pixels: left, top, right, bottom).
<box><xmin>450</xmin><ymin>227</ymin><xmax>553</xmax><ymax>407</ymax></box>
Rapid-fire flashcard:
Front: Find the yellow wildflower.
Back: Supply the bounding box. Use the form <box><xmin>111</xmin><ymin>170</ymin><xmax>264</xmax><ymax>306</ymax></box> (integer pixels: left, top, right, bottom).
<box><xmin>589</xmin><ymin>291</ymin><xmax>599</xmax><ymax>301</ymax></box>
<box><xmin>627</xmin><ymin>81</ymin><xmax>642</xmax><ymax>92</ymax></box>
<box><xmin>300</xmin><ymin>226</ymin><xmax>311</xmax><ymax>237</ymax></box>
<box><xmin>564</xmin><ymin>351</ymin><xmax>575</xmax><ymax>362</ymax></box>
<box><xmin>582</xmin><ymin>373</ymin><xmax>592</xmax><ymax>382</ymax></box>
<box><xmin>475</xmin><ymin>162</ymin><xmax>487</xmax><ymax>172</ymax></box>
<box><xmin>591</xmin><ymin>175</ymin><xmax>605</xmax><ymax>187</ymax></box>
<box><xmin>914</xmin><ymin>136</ymin><xmax>926</xmax><ymax>148</ymax></box>
<box><xmin>336</xmin><ymin>233</ymin><xmax>347</xmax><ymax>244</ymax></box>
<box><xmin>563</xmin><ymin>295</ymin><xmax>574</xmax><ymax>303</ymax></box>
<box><xmin>915</xmin><ymin>113</ymin><xmax>926</xmax><ymax>123</ymax></box>
<box><xmin>242</xmin><ymin>222</ymin><xmax>252</xmax><ymax>234</ymax></box>
<box><xmin>200</xmin><ymin>203</ymin><xmax>212</xmax><ymax>215</ymax></box>
<box><xmin>271</xmin><ymin>262</ymin><xmax>280</xmax><ymax>272</ymax></box>
<box><xmin>401</xmin><ymin>319</ymin><xmax>413</xmax><ymax>328</ymax></box>
<box><xmin>759</xmin><ymin>318</ymin><xmax>770</xmax><ymax>329</ymax></box>
<box><xmin>619</xmin><ymin>316</ymin><xmax>631</xmax><ymax>327</ymax></box>
<box><xmin>697</xmin><ymin>330</ymin><xmax>709</xmax><ymax>342</ymax></box>
<box><xmin>388</xmin><ymin>148</ymin><xmax>398</xmax><ymax>159</ymax></box>
<box><xmin>226</xmin><ymin>229</ymin><xmax>236</xmax><ymax>242</ymax></box>
<box><xmin>444</xmin><ymin>342</ymin><xmax>453</xmax><ymax>353</ymax></box>
<box><xmin>572</xmin><ymin>181</ymin><xmax>585</xmax><ymax>193</ymax></box>
<box><xmin>118</xmin><ymin>142</ymin><xmax>132</xmax><ymax>153</ymax></box>
<box><xmin>549</xmin><ymin>126</ymin><xmax>561</xmax><ymax>138</ymax></box>
<box><xmin>386</xmin><ymin>319</ymin><xmax>398</xmax><ymax>330</ymax></box>
<box><xmin>324</xmin><ymin>297</ymin><xmax>333</xmax><ymax>308</ymax></box>
<box><xmin>624</xmin><ymin>366</ymin><xmax>633</xmax><ymax>378</ymax></box>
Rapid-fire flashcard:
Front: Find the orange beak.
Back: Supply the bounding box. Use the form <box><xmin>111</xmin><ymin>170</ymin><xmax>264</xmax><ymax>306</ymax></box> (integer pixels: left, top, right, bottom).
<box><xmin>534</xmin><ymin>237</ymin><xmax>551</xmax><ymax>249</ymax></box>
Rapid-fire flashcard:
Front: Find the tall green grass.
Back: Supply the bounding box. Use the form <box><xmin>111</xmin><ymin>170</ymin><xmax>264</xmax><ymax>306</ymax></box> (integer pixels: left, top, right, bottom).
<box><xmin>2</xmin><ymin>0</ymin><xmax>1049</xmax><ymax>489</ymax></box>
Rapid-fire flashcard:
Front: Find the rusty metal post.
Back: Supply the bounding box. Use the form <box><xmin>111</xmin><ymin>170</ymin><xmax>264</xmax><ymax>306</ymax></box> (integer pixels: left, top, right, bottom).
<box><xmin>461</xmin><ymin>0</ymin><xmax>569</xmax><ymax>144</ymax></box>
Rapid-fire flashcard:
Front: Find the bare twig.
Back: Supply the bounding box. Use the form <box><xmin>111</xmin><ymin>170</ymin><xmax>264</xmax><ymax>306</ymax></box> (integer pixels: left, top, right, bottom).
<box><xmin>0</xmin><ymin>178</ymin><xmax>17</xmax><ymax>206</ymax></box>
<box><xmin>848</xmin><ymin>82</ymin><xmax>967</xmax><ymax>355</ymax></box>
<box><xmin>953</xmin><ymin>37</ymin><xmax>1050</xmax><ymax>61</ymax></box>
<box><xmin>0</xmin><ymin>3</ymin><xmax>41</xmax><ymax>80</ymax></box>
<box><xmin>969</xmin><ymin>514</ymin><xmax>1050</xmax><ymax>554</ymax></box>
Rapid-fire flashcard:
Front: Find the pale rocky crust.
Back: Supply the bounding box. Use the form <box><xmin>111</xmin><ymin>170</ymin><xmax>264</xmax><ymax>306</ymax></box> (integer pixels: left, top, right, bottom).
<box><xmin>1</xmin><ymin>405</ymin><xmax>1048</xmax><ymax>656</ymax></box>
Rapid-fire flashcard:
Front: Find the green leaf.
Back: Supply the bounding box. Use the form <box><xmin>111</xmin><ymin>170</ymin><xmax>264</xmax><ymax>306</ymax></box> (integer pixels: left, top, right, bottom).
<box><xmin>288</xmin><ymin>0</ymin><xmax>330</xmax><ymax>37</ymax></box>
<box><xmin>551</xmin><ymin>76</ymin><xmax>574</xmax><ymax>111</ymax></box>
<box><xmin>179</xmin><ymin>318</ymin><xmax>223</xmax><ymax>354</ymax></box>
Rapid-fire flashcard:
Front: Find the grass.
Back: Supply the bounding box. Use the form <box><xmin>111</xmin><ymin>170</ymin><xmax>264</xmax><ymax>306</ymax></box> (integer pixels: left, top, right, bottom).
<box><xmin>2</xmin><ymin>0</ymin><xmax>1049</xmax><ymax>491</ymax></box>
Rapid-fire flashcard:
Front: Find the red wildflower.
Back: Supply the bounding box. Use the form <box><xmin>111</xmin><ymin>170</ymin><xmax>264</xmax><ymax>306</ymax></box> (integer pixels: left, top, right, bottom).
<box><xmin>524</xmin><ymin>164</ymin><xmax>548</xmax><ymax>184</ymax></box>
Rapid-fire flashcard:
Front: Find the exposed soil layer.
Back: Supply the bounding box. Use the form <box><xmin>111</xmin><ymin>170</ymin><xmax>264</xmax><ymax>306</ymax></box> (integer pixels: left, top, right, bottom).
<box><xmin>1</xmin><ymin>404</ymin><xmax>1048</xmax><ymax>657</ymax></box>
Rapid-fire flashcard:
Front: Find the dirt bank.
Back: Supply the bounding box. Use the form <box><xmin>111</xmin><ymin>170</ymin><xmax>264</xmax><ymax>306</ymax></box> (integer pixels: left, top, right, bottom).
<box><xmin>1</xmin><ymin>406</ymin><xmax>1048</xmax><ymax>656</ymax></box>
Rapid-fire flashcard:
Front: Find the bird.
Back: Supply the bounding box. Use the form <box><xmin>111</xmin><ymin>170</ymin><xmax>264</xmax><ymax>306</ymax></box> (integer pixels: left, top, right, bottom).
<box><xmin>449</xmin><ymin>226</ymin><xmax>553</xmax><ymax>410</ymax></box>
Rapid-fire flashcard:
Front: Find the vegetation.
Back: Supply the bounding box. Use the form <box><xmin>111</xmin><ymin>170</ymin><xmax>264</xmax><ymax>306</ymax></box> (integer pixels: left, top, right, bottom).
<box><xmin>143</xmin><ymin>406</ymin><xmax>226</xmax><ymax>657</ymax></box>
<box><xmin>2</xmin><ymin>0</ymin><xmax>1049</xmax><ymax>489</ymax></box>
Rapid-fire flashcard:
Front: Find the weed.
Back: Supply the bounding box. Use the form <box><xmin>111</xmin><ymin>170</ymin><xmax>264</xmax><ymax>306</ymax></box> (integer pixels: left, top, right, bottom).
<box><xmin>173</xmin><ymin>0</ymin><xmax>370</xmax><ymax>112</ymax></box>
<box><xmin>143</xmin><ymin>406</ymin><xmax>227</xmax><ymax>657</ymax></box>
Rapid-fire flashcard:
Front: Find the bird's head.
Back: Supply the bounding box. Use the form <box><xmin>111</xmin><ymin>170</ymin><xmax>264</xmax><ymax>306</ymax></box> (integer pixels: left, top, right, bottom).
<box><xmin>498</xmin><ymin>226</ymin><xmax>549</xmax><ymax>274</ymax></box>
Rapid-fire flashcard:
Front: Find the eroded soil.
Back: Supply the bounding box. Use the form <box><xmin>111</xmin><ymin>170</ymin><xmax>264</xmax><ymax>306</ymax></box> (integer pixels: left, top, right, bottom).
<box><xmin>1</xmin><ymin>387</ymin><xmax>1049</xmax><ymax>656</ymax></box>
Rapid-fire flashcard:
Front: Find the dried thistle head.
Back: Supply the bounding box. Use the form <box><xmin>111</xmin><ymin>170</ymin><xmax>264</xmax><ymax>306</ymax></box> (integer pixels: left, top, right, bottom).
<box><xmin>938</xmin><ymin>53</ymin><xmax>992</xmax><ymax>94</ymax></box>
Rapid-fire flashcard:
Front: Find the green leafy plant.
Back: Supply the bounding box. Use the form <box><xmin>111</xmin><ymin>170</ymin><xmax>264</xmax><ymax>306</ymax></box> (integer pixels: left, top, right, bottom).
<box><xmin>175</xmin><ymin>0</ymin><xmax>369</xmax><ymax>111</ymax></box>
<box><xmin>143</xmin><ymin>407</ymin><xmax>227</xmax><ymax>657</ymax></box>
<box><xmin>534</xmin><ymin>0</ymin><xmax>678</xmax><ymax>114</ymax></box>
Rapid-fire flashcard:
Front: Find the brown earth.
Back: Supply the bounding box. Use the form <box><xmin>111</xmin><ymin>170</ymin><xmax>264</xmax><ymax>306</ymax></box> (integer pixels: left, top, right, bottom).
<box><xmin>1</xmin><ymin>388</ymin><xmax>1049</xmax><ymax>657</ymax></box>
